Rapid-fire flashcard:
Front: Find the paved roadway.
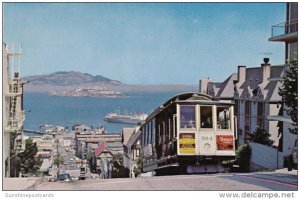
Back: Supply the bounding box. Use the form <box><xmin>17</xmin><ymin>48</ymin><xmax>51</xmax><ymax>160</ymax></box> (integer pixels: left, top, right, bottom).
<box><xmin>35</xmin><ymin>173</ymin><xmax>297</xmax><ymax>191</ymax></box>
<box><xmin>55</xmin><ymin>134</ymin><xmax>81</xmax><ymax>178</ymax></box>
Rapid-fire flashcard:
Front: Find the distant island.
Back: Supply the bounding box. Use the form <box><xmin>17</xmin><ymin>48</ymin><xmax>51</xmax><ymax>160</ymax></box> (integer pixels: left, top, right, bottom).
<box><xmin>23</xmin><ymin>71</ymin><xmax>121</xmax><ymax>86</ymax></box>
<box><xmin>23</xmin><ymin>71</ymin><xmax>197</xmax><ymax>93</ymax></box>
<box><xmin>49</xmin><ymin>87</ymin><xmax>126</xmax><ymax>98</ymax></box>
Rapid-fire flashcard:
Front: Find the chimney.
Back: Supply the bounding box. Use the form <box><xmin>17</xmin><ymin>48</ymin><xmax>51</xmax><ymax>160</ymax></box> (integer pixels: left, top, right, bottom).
<box><xmin>199</xmin><ymin>77</ymin><xmax>211</xmax><ymax>94</ymax></box>
<box><xmin>237</xmin><ymin>65</ymin><xmax>246</xmax><ymax>83</ymax></box>
<box><xmin>14</xmin><ymin>72</ymin><xmax>19</xmax><ymax>78</ymax></box>
<box><xmin>261</xmin><ymin>58</ymin><xmax>271</xmax><ymax>83</ymax></box>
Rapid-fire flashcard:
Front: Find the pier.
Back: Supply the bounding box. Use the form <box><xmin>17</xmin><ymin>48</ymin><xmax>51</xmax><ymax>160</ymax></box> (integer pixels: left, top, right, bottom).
<box><xmin>23</xmin><ymin>129</ymin><xmax>55</xmax><ymax>136</ymax></box>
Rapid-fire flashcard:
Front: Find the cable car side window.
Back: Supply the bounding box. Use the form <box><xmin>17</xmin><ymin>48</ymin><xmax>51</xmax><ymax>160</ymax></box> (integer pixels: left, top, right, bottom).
<box><xmin>152</xmin><ymin>120</ymin><xmax>155</xmax><ymax>144</ymax></box>
<box><xmin>200</xmin><ymin>106</ymin><xmax>213</xmax><ymax>129</ymax></box>
<box><xmin>217</xmin><ymin>106</ymin><xmax>231</xmax><ymax>130</ymax></box>
<box><xmin>180</xmin><ymin>105</ymin><xmax>196</xmax><ymax>129</ymax></box>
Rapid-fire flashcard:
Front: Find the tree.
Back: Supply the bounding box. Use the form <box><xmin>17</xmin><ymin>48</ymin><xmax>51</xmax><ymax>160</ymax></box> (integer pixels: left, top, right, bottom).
<box><xmin>10</xmin><ymin>153</ymin><xmax>21</xmax><ymax>177</ymax></box>
<box><xmin>277</xmin><ymin>105</ymin><xmax>284</xmax><ymax>152</ymax></box>
<box><xmin>111</xmin><ymin>153</ymin><xmax>129</xmax><ymax>178</ymax></box>
<box><xmin>279</xmin><ymin>59</ymin><xmax>298</xmax><ymax>134</ymax></box>
<box><xmin>86</xmin><ymin>150</ymin><xmax>96</xmax><ymax>173</ymax></box>
<box><xmin>133</xmin><ymin>157</ymin><xmax>143</xmax><ymax>177</ymax></box>
<box><xmin>53</xmin><ymin>155</ymin><xmax>64</xmax><ymax>165</ymax></box>
<box><xmin>10</xmin><ymin>132</ymin><xmax>21</xmax><ymax>177</ymax></box>
<box><xmin>111</xmin><ymin>153</ymin><xmax>123</xmax><ymax>166</ymax></box>
<box><xmin>249</xmin><ymin>127</ymin><xmax>274</xmax><ymax>147</ymax></box>
<box><xmin>18</xmin><ymin>138</ymin><xmax>42</xmax><ymax>176</ymax></box>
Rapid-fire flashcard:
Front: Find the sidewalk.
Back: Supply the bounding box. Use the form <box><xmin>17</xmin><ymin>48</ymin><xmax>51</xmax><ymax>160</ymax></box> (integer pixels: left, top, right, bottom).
<box><xmin>3</xmin><ymin>177</ymin><xmax>43</xmax><ymax>190</ymax></box>
<box><xmin>253</xmin><ymin>168</ymin><xmax>298</xmax><ymax>185</ymax></box>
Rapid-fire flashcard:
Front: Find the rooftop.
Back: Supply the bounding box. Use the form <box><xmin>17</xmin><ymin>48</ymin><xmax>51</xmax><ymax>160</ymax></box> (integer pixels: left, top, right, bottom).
<box><xmin>122</xmin><ymin>128</ymin><xmax>136</xmax><ymax>145</ymax></box>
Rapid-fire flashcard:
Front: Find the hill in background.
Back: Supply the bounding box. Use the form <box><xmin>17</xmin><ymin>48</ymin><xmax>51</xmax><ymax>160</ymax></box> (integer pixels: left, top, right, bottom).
<box><xmin>23</xmin><ymin>71</ymin><xmax>121</xmax><ymax>86</ymax></box>
<box><xmin>23</xmin><ymin>71</ymin><xmax>197</xmax><ymax>93</ymax></box>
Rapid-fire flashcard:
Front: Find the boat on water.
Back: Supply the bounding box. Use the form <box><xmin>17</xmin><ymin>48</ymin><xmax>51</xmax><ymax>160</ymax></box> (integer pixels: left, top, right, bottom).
<box><xmin>104</xmin><ymin>112</ymin><xmax>148</xmax><ymax>125</ymax></box>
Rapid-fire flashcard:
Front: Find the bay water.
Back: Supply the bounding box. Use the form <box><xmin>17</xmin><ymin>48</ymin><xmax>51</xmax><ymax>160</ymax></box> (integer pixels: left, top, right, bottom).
<box><xmin>24</xmin><ymin>90</ymin><xmax>187</xmax><ymax>134</ymax></box>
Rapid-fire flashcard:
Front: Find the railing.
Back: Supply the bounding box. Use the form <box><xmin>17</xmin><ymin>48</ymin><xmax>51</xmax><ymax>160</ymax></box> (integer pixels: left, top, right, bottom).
<box><xmin>271</xmin><ymin>19</ymin><xmax>298</xmax><ymax>38</ymax></box>
<box><xmin>5</xmin><ymin>110</ymin><xmax>25</xmax><ymax>132</ymax></box>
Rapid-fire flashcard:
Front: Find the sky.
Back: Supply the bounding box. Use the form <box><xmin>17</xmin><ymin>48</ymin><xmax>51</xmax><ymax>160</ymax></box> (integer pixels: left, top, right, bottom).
<box><xmin>3</xmin><ymin>2</ymin><xmax>286</xmax><ymax>84</ymax></box>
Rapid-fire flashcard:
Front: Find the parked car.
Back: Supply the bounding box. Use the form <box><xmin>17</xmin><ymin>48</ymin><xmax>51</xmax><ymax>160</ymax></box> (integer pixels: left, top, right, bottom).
<box><xmin>285</xmin><ymin>139</ymin><xmax>298</xmax><ymax>171</ymax></box>
<box><xmin>291</xmin><ymin>139</ymin><xmax>298</xmax><ymax>169</ymax></box>
<box><xmin>58</xmin><ymin>173</ymin><xmax>72</xmax><ymax>182</ymax></box>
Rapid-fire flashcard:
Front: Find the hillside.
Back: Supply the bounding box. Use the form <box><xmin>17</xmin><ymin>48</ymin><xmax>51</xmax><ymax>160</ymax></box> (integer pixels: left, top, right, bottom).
<box><xmin>23</xmin><ymin>71</ymin><xmax>197</xmax><ymax>93</ymax></box>
<box><xmin>23</xmin><ymin>71</ymin><xmax>121</xmax><ymax>86</ymax></box>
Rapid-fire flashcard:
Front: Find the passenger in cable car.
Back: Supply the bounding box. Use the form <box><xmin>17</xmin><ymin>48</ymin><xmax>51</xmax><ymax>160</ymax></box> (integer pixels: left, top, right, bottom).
<box><xmin>187</xmin><ymin>120</ymin><xmax>195</xmax><ymax>128</ymax></box>
<box><xmin>201</xmin><ymin>117</ymin><xmax>212</xmax><ymax>128</ymax></box>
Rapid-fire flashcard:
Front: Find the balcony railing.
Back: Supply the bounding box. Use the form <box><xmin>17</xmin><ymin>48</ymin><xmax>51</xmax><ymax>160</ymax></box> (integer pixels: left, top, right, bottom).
<box><xmin>271</xmin><ymin>18</ymin><xmax>298</xmax><ymax>38</ymax></box>
<box><xmin>5</xmin><ymin>110</ymin><xmax>25</xmax><ymax>132</ymax></box>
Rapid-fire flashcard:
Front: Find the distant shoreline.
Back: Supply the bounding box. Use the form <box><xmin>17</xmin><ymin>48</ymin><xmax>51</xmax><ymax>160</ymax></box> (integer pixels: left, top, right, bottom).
<box><xmin>24</xmin><ymin>83</ymin><xmax>198</xmax><ymax>94</ymax></box>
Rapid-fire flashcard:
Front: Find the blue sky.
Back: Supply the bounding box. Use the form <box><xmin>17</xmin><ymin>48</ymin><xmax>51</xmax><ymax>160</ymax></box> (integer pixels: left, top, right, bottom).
<box><xmin>3</xmin><ymin>2</ymin><xmax>286</xmax><ymax>84</ymax></box>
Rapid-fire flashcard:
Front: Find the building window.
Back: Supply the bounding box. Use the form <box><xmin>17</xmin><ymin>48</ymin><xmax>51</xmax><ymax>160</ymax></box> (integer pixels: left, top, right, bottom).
<box><xmin>200</xmin><ymin>106</ymin><xmax>213</xmax><ymax>129</ymax></box>
<box><xmin>136</xmin><ymin>149</ymin><xmax>140</xmax><ymax>157</ymax></box>
<box><xmin>245</xmin><ymin>100</ymin><xmax>251</xmax><ymax>134</ymax></box>
<box><xmin>234</xmin><ymin>99</ymin><xmax>240</xmax><ymax>130</ymax></box>
<box><xmin>217</xmin><ymin>106</ymin><xmax>231</xmax><ymax>130</ymax></box>
<box><xmin>234</xmin><ymin>99</ymin><xmax>239</xmax><ymax>116</ymax></box>
<box><xmin>257</xmin><ymin>102</ymin><xmax>264</xmax><ymax>129</ymax></box>
<box><xmin>180</xmin><ymin>105</ymin><xmax>196</xmax><ymax>129</ymax></box>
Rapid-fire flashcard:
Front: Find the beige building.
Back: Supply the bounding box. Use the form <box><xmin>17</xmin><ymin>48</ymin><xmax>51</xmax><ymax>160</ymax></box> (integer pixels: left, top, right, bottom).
<box><xmin>2</xmin><ymin>43</ymin><xmax>25</xmax><ymax>177</ymax></box>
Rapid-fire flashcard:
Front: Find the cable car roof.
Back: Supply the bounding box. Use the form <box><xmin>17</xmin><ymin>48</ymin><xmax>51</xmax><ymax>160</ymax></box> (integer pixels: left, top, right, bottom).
<box><xmin>145</xmin><ymin>92</ymin><xmax>233</xmax><ymax>122</ymax></box>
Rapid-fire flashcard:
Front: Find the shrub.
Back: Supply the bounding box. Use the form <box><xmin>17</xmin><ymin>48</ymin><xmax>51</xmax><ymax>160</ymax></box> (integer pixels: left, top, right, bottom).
<box><xmin>249</xmin><ymin>127</ymin><xmax>274</xmax><ymax>147</ymax></box>
<box><xmin>235</xmin><ymin>144</ymin><xmax>252</xmax><ymax>172</ymax></box>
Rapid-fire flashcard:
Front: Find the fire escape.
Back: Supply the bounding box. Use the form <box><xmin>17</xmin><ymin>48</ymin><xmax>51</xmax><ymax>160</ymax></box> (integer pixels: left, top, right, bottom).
<box><xmin>4</xmin><ymin>48</ymin><xmax>26</xmax><ymax>152</ymax></box>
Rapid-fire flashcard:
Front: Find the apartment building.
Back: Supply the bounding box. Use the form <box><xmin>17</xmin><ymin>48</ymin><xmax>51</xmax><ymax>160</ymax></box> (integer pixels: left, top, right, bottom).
<box><xmin>2</xmin><ymin>43</ymin><xmax>25</xmax><ymax>177</ymax></box>
<box><xmin>269</xmin><ymin>2</ymin><xmax>298</xmax><ymax>63</ymax></box>
<box><xmin>268</xmin><ymin>2</ymin><xmax>298</xmax><ymax>159</ymax></box>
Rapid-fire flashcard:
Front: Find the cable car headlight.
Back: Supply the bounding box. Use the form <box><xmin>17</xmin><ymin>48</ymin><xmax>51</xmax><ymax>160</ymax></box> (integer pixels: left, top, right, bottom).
<box><xmin>204</xmin><ymin>143</ymin><xmax>211</xmax><ymax>151</ymax></box>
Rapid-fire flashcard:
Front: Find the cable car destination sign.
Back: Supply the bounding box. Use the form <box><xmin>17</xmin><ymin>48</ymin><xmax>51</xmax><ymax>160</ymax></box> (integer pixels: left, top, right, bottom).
<box><xmin>179</xmin><ymin>133</ymin><xmax>195</xmax><ymax>153</ymax></box>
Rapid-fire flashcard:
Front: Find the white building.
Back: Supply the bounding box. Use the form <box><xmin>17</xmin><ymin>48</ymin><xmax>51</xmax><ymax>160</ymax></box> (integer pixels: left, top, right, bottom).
<box><xmin>233</xmin><ymin>60</ymin><xmax>285</xmax><ymax>147</ymax></box>
<box><xmin>199</xmin><ymin>59</ymin><xmax>285</xmax><ymax>147</ymax></box>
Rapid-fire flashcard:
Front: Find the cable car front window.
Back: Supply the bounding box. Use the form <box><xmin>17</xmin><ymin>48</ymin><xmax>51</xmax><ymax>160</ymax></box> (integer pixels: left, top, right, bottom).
<box><xmin>200</xmin><ymin>106</ymin><xmax>213</xmax><ymax>129</ymax></box>
<box><xmin>217</xmin><ymin>106</ymin><xmax>230</xmax><ymax>130</ymax></box>
<box><xmin>180</xmin><ymin>105</ymin><xmax>196</xmax><ymax>129</ymax></box>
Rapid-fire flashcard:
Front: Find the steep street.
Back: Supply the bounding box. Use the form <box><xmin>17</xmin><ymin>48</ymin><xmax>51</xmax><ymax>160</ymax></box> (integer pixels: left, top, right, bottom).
<box><xmin>35</xmin><ymin>172</ymin><xmax>297</xmax><ymax>191</ymax></box>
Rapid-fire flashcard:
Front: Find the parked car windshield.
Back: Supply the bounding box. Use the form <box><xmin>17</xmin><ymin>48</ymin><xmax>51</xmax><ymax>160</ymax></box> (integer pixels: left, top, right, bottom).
<box><xmin>58</xmin><ymin>173</ymin><xmax>70</xmax><ymax>180</ymax></box>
